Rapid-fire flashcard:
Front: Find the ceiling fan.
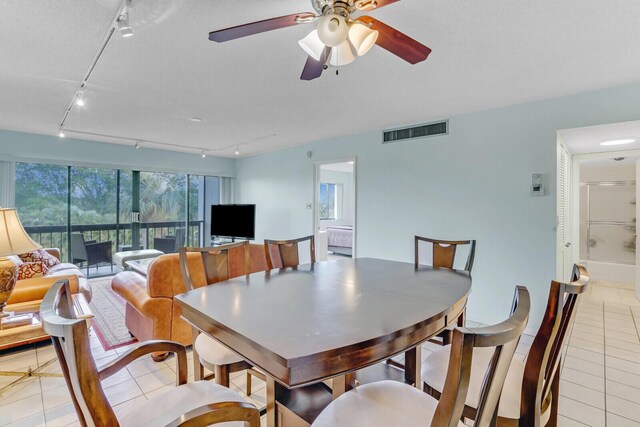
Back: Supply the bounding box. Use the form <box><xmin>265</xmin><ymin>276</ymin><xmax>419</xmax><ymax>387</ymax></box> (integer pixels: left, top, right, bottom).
<box><xmin>208</xmin><ymin>0</ymin><xmax>432</xmax><ymax>81</ymax></box>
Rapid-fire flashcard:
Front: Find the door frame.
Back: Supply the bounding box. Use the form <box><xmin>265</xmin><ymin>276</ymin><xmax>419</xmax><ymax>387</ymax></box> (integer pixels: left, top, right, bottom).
<box><xmin>556</xmin><ymin>141</ymin><xmax>572</xmax><ymax>281</ymax></box>
<box><xmin>313</xmin><ymin>157</ymin><xmax>357</xmax><ymax>258</ymax></box>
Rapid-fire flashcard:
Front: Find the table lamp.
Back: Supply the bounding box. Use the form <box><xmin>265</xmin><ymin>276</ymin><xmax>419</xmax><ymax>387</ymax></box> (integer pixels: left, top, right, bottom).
<box><xmin>0</xmin><ymin>208</ymin><xmax>42</xmax><ymax>318</ymax></box>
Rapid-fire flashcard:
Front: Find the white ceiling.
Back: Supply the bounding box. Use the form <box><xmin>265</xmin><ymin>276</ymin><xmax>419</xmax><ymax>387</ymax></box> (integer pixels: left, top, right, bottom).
<box><xmin>2</xmin><ymin>0</ymin><xmax>640</xmax><ymax>158</ymax></box>
<box><xmin>580</xmin><ymin>156</ymin><xmax>640</xmax><ymax>165</ymax></box>
<box><xmin>559</xmin><ymin>120</ymin><xmax>640</xmax><ymax>155</ymax></box>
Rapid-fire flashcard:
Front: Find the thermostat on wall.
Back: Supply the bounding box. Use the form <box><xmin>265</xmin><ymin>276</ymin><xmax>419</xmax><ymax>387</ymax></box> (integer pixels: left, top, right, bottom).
<box><xmin>530</xmin><ymin>174</ymin><xmax>544</xmax><ymax>196</ymax></box>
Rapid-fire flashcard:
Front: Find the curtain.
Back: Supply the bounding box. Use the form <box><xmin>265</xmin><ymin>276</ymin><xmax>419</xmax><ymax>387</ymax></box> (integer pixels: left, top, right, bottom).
<box><xmin>219</xmin><ymin>176</ymin><xmax>234</xmax><ymax>204</ymax></box>
<box><xmin>0</xmin><ymin>161</ymin><xmax>15</xmax><ymax>208</ymax></box>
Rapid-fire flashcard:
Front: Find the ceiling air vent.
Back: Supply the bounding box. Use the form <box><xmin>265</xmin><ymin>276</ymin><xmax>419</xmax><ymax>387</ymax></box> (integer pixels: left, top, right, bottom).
<box><xmin>383</xmin><ymin>120</ymin><xmax>448</xmax><ymax>144</ymax></box>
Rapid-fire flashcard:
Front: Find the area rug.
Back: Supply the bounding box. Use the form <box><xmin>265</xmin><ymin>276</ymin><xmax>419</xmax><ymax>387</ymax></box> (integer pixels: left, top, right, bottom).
<box><xmin>88</xmin><ymin>276</ymin><xmax>137</xmax><ymax>351</ymax></box>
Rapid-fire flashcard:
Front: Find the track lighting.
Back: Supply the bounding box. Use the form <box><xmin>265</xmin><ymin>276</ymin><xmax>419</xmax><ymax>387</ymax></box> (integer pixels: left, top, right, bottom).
<box><xmin>201</xmin><ymin>151</ymin><xmax>206</xmax><ymax>158</ymax></box>
<box><xmin>117</xmin><ymin>1</ymin><xmax>133</xmax><ymax>37</ymax></box>
<box><xmin>58</xmin><ymin>129</ymin><xmax>65</xmax><ymax>138</ymax></box>
<box><xmin>134</xmin><ymin>142</ymin><xmax>140</xmax><ymax>149</ymax></box>
<box><xmin>234</xmin><ymin>146</ymin><xmax>240</xmax><ymax>155</ymax></box>
<box><xmin>75</xmin><ymin>97</ymin><xmax>85</xmax><ymax>107</ymax></box>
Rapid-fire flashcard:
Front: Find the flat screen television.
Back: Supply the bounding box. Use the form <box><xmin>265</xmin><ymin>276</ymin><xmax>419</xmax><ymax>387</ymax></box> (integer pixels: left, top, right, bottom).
<box><xmin>210</xmin><ymin>204</ymin><xmax>256</xmax><ymax>240</ymax></box>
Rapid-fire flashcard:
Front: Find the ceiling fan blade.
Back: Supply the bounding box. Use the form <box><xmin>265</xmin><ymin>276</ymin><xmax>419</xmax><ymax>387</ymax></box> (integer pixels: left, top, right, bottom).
<box><xmin>209</xmin><ymin>12</ymin><xmax>316</xmax><ymax>43</ymax></box>
<box><xmin>357</xmin><ymin>16</ymin><xmax>431</xmax><ymax>64</ymax></box>
<box><xmin>300</xmin><ymin>47</ymin><xmax>332</xmax><ymax>81</ymax></box>
<box><xmin>356</xmin><ymin>0</ymin><xmax>401</xmax><ymax>12</ymax></box>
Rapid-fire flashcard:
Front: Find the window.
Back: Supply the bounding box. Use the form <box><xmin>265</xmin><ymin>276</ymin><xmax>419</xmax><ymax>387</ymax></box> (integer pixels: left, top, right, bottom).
<box><xmin>14</xmin><ymin>161</ymin><xmax>222</xmax><ymax>273</ymax></box>
<box><xmin>15</xmin><ymin>162</ymin><xmax>69</xmax><ymax>257</ymax></box>
<box><xmin>319</xmin><ymin>183</ymin><xmax>339</xmax><ymax>220</ymax></box>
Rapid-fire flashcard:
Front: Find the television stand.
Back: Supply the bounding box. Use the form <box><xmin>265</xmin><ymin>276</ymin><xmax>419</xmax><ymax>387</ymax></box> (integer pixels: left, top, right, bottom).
<box><xmin>211</xmin><ymin>237</ymin><xmax>249</xmax><ymax>246</ymax></box>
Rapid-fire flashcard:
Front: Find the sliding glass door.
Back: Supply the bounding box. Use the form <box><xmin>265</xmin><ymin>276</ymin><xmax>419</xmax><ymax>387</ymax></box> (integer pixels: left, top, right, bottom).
<box><xmin>15</xmin><ymin>163</ymin><xmax>69</xmax><ymax>258</ymax></box>
<box><xmin>14</xmin><ymin>161</ymin><xmax>221</xmax><ymax>273</ymax></box>
<box><xmin>139</xmin><ymin>171</ymin><xmax>187</xmax><ymax>252</ymax></box>
<box><xmin>69</xmin><ymin>167</ymin><xmax>120</xmax><ymax>275</ymax></box>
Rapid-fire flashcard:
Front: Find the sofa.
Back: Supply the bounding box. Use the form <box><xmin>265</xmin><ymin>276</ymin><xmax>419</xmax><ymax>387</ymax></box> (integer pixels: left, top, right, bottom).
<box><xmin>7</xmin><ymin>248</ymin><xmax>92</xmax><ymax>308</ymax></box>
<box><xmin>111</xmin><ymin>243</ymin><xmax>268</xmax><ymax>358</ymax></box>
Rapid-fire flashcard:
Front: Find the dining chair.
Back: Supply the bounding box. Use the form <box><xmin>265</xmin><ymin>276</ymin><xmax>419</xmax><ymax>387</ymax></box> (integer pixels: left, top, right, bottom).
<box><xmin>263</xmin><ymin>235</ymin><xmax>316</xmax><ymax>270</ymax></box>
<box><xmin>415</xmin><ymin>236</ymin><xmax>476</xmax><ymax>346</ymax></box>
<box><xmin>422</xmin><ymin>264</ymin><xmax>589</xmax><ymax>427</ymax></box>
<box><xmin>312</xmin><ymin>286</ymin><xmax>530</xmax><ymax>427</ymax></box>
<box><xmin>179</xmin><ymin>242</ymin><xmax>266</xmax><ymax>394</ymax></box>
<box><xmin>41</xmin><ymin>279</ymin><xmax>260</xmax><ymax>427</ymax></box>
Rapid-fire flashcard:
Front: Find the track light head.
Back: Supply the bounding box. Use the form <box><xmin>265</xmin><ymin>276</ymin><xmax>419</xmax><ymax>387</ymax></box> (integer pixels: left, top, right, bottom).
<box><xmin>58</xmin><ymin>129</ymin><xmax>65</xmax><ymax>138</ymax></box>
<box><xmin>234</xmin><ymin>147</ymin><xmax>240</xmax><ymax>155</ymax></box>
<box><xmin>201</xmin><ymin>151</ymin><xmax>206</xmax><ymax>158</ymax></box>
<box><xmin>134</xmin><ymin>142</ymin><xmax>140</xmax><ymax>149</ymax></box>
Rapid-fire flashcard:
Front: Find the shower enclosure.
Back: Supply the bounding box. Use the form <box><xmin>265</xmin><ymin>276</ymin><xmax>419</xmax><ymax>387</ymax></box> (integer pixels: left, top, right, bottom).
<box><xmin>579</xmin><ymin>180</ymin><xmax>636</xmax><ymax>284</ymax></box>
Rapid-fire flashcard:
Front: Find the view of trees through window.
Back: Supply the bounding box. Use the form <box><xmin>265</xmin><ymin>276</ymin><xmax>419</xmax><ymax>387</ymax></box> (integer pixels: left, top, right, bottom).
<box><xmin>319</xmin><ymin>182</ymin><xmax>338</xmax><ymax>220</ymax></box>
<box><xmin>15</xmin><ymin>162</ymin><xmax>217</xmax><ymax>264</ymax></box>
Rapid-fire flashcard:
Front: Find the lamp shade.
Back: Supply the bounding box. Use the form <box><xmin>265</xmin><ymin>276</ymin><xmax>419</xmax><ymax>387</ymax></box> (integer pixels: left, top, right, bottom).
<box><xmin>317</xmin><ymin>14</ymin><xmax>349</xmax><ymax>47</ymax></box>
<box><xmin>329</xmin><ymin>39</ymin><xmax>355</xmax><ymax>66</ymax></box>
<box><xmin>0</xmin><ymin>208</ymin><xmax>41</xmax><ymax>257</ymax></box>
<box><xmin>298</xmin><ymin>30</ymin><xmax>325</xmax><ymax>61</ymax></box>
<box><xmin>348</xmin><ymin>23</ymin><xmax>378</xmax><ymax>56</ymax></box>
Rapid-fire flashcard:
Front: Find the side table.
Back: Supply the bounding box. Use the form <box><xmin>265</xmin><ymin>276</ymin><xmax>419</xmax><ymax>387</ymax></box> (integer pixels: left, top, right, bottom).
<box><xmin>0</xmin><ymin>293</ymin><xmax>93</xmax><ymax>393</ymax></box>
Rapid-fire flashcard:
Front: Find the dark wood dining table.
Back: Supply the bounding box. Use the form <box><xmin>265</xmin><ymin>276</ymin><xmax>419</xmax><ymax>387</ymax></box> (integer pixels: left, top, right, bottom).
<box><xmin>175</xmin><ymin>257</ymin><xmax>471</xmax><ymax>426</ymax></box>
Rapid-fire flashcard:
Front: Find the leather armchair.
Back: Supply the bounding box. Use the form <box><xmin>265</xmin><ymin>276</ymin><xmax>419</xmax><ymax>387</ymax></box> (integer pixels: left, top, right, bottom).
<box><xmin>111</xmin><ymin>243</ymin><xmax>267</xmax><ymax>360</ymax></box>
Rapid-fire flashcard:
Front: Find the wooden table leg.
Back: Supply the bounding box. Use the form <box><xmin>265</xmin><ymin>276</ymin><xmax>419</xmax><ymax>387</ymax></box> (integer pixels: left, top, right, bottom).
<box><xmin>266</xmin><ymin>375</ymin><xmax>283</xmax><ymax>427</ymax></box>
<box><xmin>191</xmin><ymin>328</ymin><xmax>204</xmax><ymax>381</ymax></box>
<box><xmin>332</xmin><ymin>375</ymin><xmax>347</xmax><ymax>400</ymax></box>
<box><xmin>404</xmin><ymin>346</ymin><xmax>422</xmax><ymax>388</ymax></box>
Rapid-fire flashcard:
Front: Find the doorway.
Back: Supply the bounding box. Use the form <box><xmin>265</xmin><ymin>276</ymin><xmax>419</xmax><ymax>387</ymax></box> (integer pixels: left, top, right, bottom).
<box><xmin>314</xmin><ymin>159</ymin><xmax>356</xmax><ymax>261</ymax></box>
<box><xmin>558</xmin><ymin>120</ymin><xmax>640</xmax><ymax>299</ymax></box>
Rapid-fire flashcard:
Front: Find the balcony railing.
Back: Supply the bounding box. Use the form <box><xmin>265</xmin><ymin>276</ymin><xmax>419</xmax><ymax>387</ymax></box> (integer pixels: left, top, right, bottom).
<box><xmin>24</xmin><ymin>220</ymin><xmax>204</xmax><ymax>262</ymax></box>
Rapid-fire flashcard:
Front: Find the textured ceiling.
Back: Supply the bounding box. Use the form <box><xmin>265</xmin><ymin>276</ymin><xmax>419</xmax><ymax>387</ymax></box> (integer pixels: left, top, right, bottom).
<box><xmin>2</xmin><ymin>0</ymin><xmax>640</xmax><ymax>157</ymax></box>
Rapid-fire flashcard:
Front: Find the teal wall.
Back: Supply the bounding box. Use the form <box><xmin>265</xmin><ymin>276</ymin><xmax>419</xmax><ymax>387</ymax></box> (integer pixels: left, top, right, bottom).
<box><xmin>0</xmin><ymin>129</ymin><xmax>235</xmax><ymax>177</ymax></box>
<box><xmin>234</xmin><ymin>82</ymin><xmax>640</xmax><ymax>329</ymax></box>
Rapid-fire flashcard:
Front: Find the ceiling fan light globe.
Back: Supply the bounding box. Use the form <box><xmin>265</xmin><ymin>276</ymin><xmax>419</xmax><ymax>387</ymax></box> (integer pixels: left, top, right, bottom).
<box><xmin>298</xmin><ymin>30</ymin><xmax>325</xmax><ymax>61</ymax></box>
<box><xmin>348</xmin><ymin>23</ymin><xmax>378</xmax><ymax>56</ymax></box>
<box><xmin>317</xmin><ymin>14</ymin><xmax>348</xmax><ymax>47</ymax></box>
<box><xmin>329</xmin><ymin>39</ymin><xmax>355</xmax><ymax>66</ymax></box>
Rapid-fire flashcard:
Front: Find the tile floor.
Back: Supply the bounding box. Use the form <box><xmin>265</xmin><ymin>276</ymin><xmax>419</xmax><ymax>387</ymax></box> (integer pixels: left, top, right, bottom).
<box><xmin>0</xmin><ymin>281</ymin><xmax>638</xmax><ymax>426</ymax></box>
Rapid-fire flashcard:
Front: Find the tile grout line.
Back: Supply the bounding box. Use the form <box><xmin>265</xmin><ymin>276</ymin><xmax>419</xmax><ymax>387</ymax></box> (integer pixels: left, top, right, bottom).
<box><xmin>559</xmin><ymin>395</ymin><xmax>604</xmax><ymax>426</ymax></box>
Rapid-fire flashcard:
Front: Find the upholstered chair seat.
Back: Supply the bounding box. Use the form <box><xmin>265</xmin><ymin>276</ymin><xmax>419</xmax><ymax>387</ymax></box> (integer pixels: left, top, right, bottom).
<box><xmin>194</xmin><ymin>333</ymin><xmax>243</xmax><ymax>368</ymax></box>
<box><xmin>315</xmin><ymin>287</ymin><xmax>531</xmax><ymax>427</ymax></box>
<box><xmin>312</xmin><ymin>381</ymin><xmax>465</xmax><ymax>427</ymax></box>
<box><xmin>422</xmin><ymin>265</ymin><xmax>589</xmax><ymax>426</ymax></box>
<box><xmin>120</xmin><ymin>381</ymin><xmax>246</xmax><ymax>427</ymax></box>
<box><xmin>422</xmin><ymin>345</ymin><xmax>553</xmax><ymax>423</ymax></box>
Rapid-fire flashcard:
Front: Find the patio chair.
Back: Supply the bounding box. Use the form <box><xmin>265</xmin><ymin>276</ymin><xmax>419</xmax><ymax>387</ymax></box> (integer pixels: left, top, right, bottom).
<box><xmin>71</xmin><ymin>232</ymin><xmax>113</xmax><ymax>275</ymax></box>
<box><xmin>154</xmin><ymin>228</ymin><xmax>186</xmax><ymax>254</ymax></box>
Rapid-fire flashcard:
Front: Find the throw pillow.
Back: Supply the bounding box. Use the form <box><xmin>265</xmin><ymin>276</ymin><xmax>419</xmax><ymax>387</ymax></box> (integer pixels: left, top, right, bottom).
<box><xmin>17</xmin><ymin>261</ymin><xmax>50</xmax><ymax>280</ymax></box>
<box><xmin>19</xmin><ymin>249</ymin><xmax>60</xmax><ymax>268</ymax></box>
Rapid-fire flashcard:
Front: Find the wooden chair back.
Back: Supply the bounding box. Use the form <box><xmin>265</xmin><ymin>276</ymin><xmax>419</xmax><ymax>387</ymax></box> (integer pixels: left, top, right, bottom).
<box><xmin>520</xmin><ymin>264</ymin><xmax>589</xmax><ymax>425</ymax></box>
<box><xmin>264</xmin><ymin>235</ymin><xmax>316</xmax><ymax>270</ymax></box>
<box><xmin>415</xmin><ymin>236</ymin><xmax>476</xmax><ymax>272</ymax></box>
<box><xmin>179</xmin><ymin>241</ymin><xmax>251</xmax><ymax>291</ymax></box>
<box><xmin>432</xmin><ymin>286</ymin><xmax>530</xmax><ymax>427</ymax></box>
<box><xmin>41</xmin><ymin>279</ymin><xmax>117</xmax><ymax>427</ymax></box>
